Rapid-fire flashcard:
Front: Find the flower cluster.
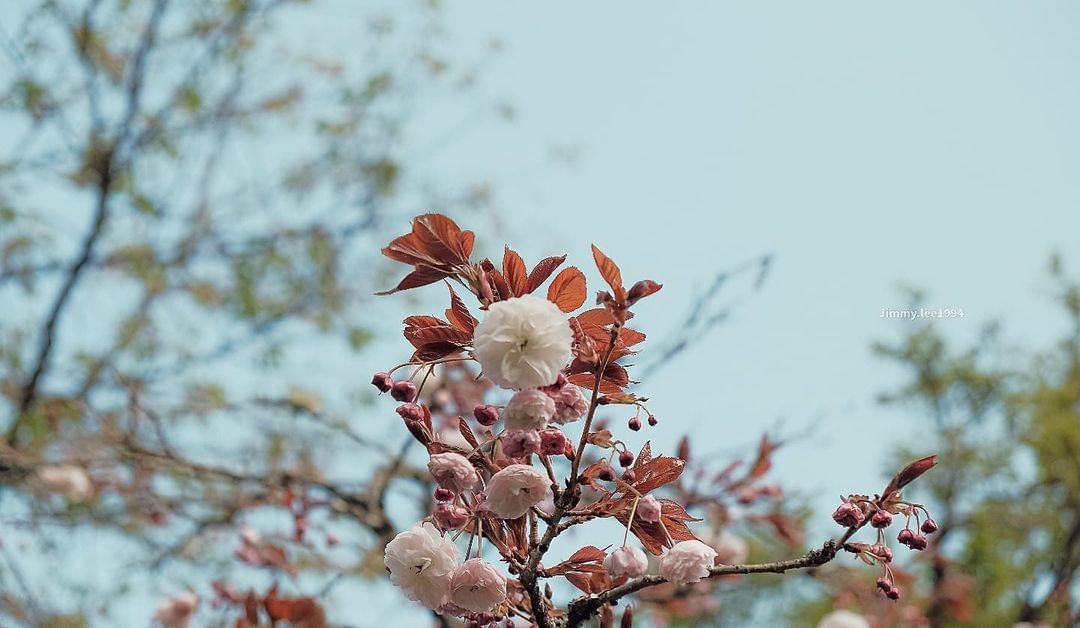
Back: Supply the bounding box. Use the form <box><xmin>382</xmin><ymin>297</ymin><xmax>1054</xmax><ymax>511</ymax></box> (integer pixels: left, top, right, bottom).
<box><xmin>372</xmin><ymin>214</ymin><xmax>937</xmax><ymax>627</ymax></box>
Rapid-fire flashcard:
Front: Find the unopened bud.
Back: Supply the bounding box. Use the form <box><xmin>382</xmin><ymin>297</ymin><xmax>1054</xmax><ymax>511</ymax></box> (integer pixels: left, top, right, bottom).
<box><xmin>871</xmin><ymin>544</ymin><xmax>893</xmax><ymax>563</ymax></box>
<box><xmin>473</xmin><ymin>404</ymin><xmax>500</xmax><ymax>427</ymax></box>
<box><xmin>597</xmin><ymin>464</ymin><xmax>616</xmax><ymax>482</ymax></box>
<box><xmin>618</xmin><ymin>450</ymin><xmax>635</xmax><ymax>467</ymax></box>
<box><xmin>622</xmin><ymin>469</ymin><xmax>637</xmax><ymax>483</ymax></box>
<box><xmin>876</xmin><ymin>577</ymin><xmax>891</xmax><ymax>593</ymax></box>
<box><xmin>628</xmin><ymin>417</ymin><xmax>642</xmax><ymax>431</ymax></box>
<box><xmin>371</xmin><ymin>372</ymin><xmax>393</xmax><ymax>393</ymax></box>
<box><xmin>897</xmin><ymin>528</ymin><xmax>916</xmax><ymax>546</ymax></box>
<box><xmin>887</xmin><ymin>585</ymin><xmax>901</xmax><ymax>600</ymax></box>
<box><xmin>396</xmin><ymin>403</ymin><xmax>424</xmax><ymax>423</ymax></box>
<box><xmin>909</xmin><ymin>534</ymin><xmax>929</xmax><ymax>551</ymax></box>
<box><xmin>636</xmin><ymin>494</ymin><xmax>661</xmax><ymax>523</ymax></box>
<box><xmin>871</xmin><ymin>510</ymin><xmax>893</xmax><ymax>528</ymax></box>
<box><xmin>832</xmin><ymin>502</ymin><xmax>865</xmax><ymax>528</ymax></box>
<box><xmin>391</xmin><ymin>380</ymin><xmax>417</xmax><ymax>402</ymax></box>
<box><xmin>920</xmin><ymin>517</ymin><xmax>938</xmax><ymax>534</ymax></box>
<box><xmin>434</xmin><ymin>502</ymin><xmax>469</xmax><ymax>530</ymax></box>
<box><xmin>620</xmin><ymin>605</ymin><xmax>634</xmax><ymax>628</ymax></box>
<box><xmin>647</xmin><ymin>415</ymin><xmax>658</xmax><ymax>427</ymax></box>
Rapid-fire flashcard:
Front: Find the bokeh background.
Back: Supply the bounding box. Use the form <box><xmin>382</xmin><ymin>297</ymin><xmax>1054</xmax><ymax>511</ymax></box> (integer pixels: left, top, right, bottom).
<box><xmin>2</xmin><ymin>1</ymin><xmax>1078</xmax><ymax>626</ymax></box>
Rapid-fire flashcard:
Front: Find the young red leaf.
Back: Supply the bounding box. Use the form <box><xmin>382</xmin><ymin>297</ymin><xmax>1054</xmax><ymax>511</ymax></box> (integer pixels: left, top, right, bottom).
<box><xmin>502</xmin><ymin>246</ymin><xmax>528</xmax><ymax>296</ymax></box>
<box><xmin>445</xmin><ymin>284</ymin><xmax>477</xmax><ymax>333</ymax></box>
<box><xmin>547</xmin><ymin>266</ymin><xmax>587</xmax><ymax>312</ymax></box>
<box><xmin>566</xmin><ymin>545</ymin><xmax>608</xmax><ymax>564</ymax></box>
<box><xmin>376</xmin><ymin>266</ymin><xmax>448</xmax><ymax>295</ymax></box>
<box><xmin>413</xmin><ymin>213</ymin><xmax>471</xmax><ymax>266</ymax></box>
<box><xmin>458</xmin><ymin>417</ymin><xmax>480</xmax><ymax>450</ymax></box>
<box><xmin>591</xmin><ymin>244</ymin><xmax>623</xmax><ymax>293</ymax></box>
<box><xmin>525</xmin><ymin>255</ymin><xmax>567</xmax><ymax>294</ymax></box>
<box><xmin>883</xmin><ymin>454</ymin><xmax>938</xmax><ymax>496</ymax></box>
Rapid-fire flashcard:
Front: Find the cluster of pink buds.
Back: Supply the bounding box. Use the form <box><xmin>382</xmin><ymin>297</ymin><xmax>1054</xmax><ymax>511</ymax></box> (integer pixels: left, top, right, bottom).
<box><xmin>832</xmin><ymin>481</ymin><xmax>939</xmax><ymax>601</ymax></box>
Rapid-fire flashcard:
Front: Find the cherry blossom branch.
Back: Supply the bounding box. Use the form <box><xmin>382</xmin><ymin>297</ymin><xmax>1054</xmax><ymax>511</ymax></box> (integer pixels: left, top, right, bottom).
<box><xmin>564</xmin><ymin>529</ymin><xmax>859</xmax><ymax>627</ymax></box>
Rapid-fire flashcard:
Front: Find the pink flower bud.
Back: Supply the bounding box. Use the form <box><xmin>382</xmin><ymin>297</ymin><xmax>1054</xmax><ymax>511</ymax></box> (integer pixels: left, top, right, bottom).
<box><xmin>622</xmin><ymin>469</ymin><xmax>637</xmax><ymax>483</ymax></box>
<box><xmin>870</xmin><ymin>544</ymin><xmax>893</xmax><ymax>563</ymax></box>
<box><xmin>637</xmin><ymin>494</ymin><xmax>661</xmax><ymax>523</ymax></box>
<box><xmin>539</xmin><ymin>428</ymin><xmax>567</xmax><ymax>456</ymax></box>
<box><xmin>391</xmin><ymin>380</ymin><xmax>418</xmax><ymax>402</ymax></box>
<box><xmin>371</xmin><ymin>372</ymin><xmax>394</xmax><ymax>393</ymax></box>
<box><xmin>920</xmin><ymin>518</ymin><xmax>938</xmax><ymax>534</ymax></box>
<box><xmin>870</xmin><ymin>510</ymin><xmax>893</xmax><ymax>529</ymax></box>
<box><xmin>604</xmin><ymin>545</ymin><xmax>649</xmax><ymax>578</ymax></box>
<box><xmin>831</xmin><ymin>502</ymin><xmax>864</xmax><ymax>528</ymax></box>
<box><xmin>909</xmin><ymin>534</ymin><xmax>929</xmax><ymax>551</ymax></box>
<box><xmin>502</xmin><ymin>429</ymin><xmax>542</xmax><ymax>458</ymax></box>
<box><xmin>434</xmin><ymin>502</ymin><xmax>470</xmax><ymax>530</ymax></box>
<box><xmin>887</xmin><ymin>585</ymin><xmax>901</xmax><ymax>600</ymax></box>
<box><xmin>876</xmin><ymin>577</ymin><xmax>892</xmax><ymax>593</ymax></box>
<box><xmin>597</xmin><ymin>464</ymin><xmax>616</xmax><ymax>482</ymax></box>
<box><xmin>628</xmin><ymin>417</ymin><xmax>642</xmax><ymax>431</ymax></box>
<box><xmin>647</xmin><ymin>415</ymin><xmax>658</xmax><ymax>427</ymax></box>
<box><xmin>897</xmin><ymin>528</ymin><xmax>915</xmax><ymax>545</ymax></box>
<box><xmin>618</xmin><ymin>450</ymin><xmax>635</xmax><ymax>467</ymax></box>
<box><xmin>434</xmin><ymin>487</ymin><xmax>455</xmax><ymax>502</ymax></box>
<box><xmin>473</xmin><ymin>404</ymin><xmax>500</xmax><ymax>427</ymax></box>
<box><xmin>396</xmin><ymin>402</ymin><xmax>424</xmax><ymax>423</ymax></box>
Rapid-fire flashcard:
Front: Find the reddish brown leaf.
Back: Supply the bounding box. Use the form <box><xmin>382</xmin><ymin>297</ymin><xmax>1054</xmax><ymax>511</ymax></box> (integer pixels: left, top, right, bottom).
<box><xmin>264</xmin><ymin>585</ymin><xmax>326</xmax><ymax>628</ymax></box>
<box><xmin>403</xmin><ymin>323</ymin><xmax>472</xmax><ymax>349</ymax></box>
<box><xmin>487</xmin><ymin>269</ymin><xmax>512</xmax><ymax>301</ymax></box>
<box><xmin>376</xmin><ymin>266</ymin><xmax>449</xmax><ymax>295</ymax></box>
<box><xmin>502</xmin><ymin>246</ymin><xmax>528</xmax><ymax>297</ymax></box>
<box><xmin>633</xmin><ymin>455</ymin><xmax>686</xmax><ymax>494</ymax></box>
<box><xmin>413</xmin><ymin>213</ymin><xmax>471</xmax><ymax>266</ymax></box>
<box><xmin>525</xmin><ymin>255</ymin><xmax>567</xmax><ymax>294</ymax></box>
<box><xmin>410</xmin><ymin>342</ymin><xmax>465</xmax><ymax>363</ymax></box>
<box><xmin>566</xmin><ymin>372</ymin><xmax>623</xmax><ymax>394</ymax></box>
<box><xmin>565</xmin><ymin>571</ymin><xmax>595</xmax><ymax>594</ymax></box>
<box><xmin>566</xmin><ymin>545</ymin><xmax>608</xmax><ymax>564</ymax></box>
<box><xmin>458</xmin><ymin>417</ymin><xmax>480</xmax><ymax>450</ymax></box>
<box><xmin>547</xmin><ymin>266</ymin><xmax>587</xmax><ymax>312</ymax></box>
<box><xmin>626</xmin><ymin>279</ymin><xmax>663</xmax><ymax>304</ymax></box>
<box><xmin>748</xmin><ymin>434</ymin><xmax>782</xmax><ymax>479</ymax></box>
<box><xmin>591</xmin><ymin>244</ymin><xmax>623</xmax><ymax>293</ymax></box>
<box><xmin>445</xmin><ymin>284</ymin><xmax>477</xmax><ymax>333</ymax></box>
<box><xmin>883</xmin><ymin>454</ymin><xmax>938</xmax><ymax>496</ymax></box>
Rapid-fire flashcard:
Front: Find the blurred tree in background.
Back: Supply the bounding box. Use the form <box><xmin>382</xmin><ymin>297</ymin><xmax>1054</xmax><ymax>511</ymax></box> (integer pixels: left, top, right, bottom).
<box><xmin>0</xmin><ymin>0</ymin><xmax>502</xmax><ymax>625</ymax></box>
<box><xmin>793</xmin><ymin>259</ymin><xmax>1079</xmax><ymax>628</ymax></box>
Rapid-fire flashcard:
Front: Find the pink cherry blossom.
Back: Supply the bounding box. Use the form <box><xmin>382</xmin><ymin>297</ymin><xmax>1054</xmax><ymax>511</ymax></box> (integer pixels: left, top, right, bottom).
<box><xmin>502</xmin><ymin>429</ymin><xmax>541</xmax><ymax>458</ymax></box>
<box><xmin>449</xmin><ymin>558</ymin><xmax>507</xmax><ymax>613</ymax></box>
<box><xmin>504</xmin><ymin>388</ymin><xmax>555</xmax><ymax>431</ymax></box>
<box><xmin>604</xmin><ymin>545</ymin><xmax>649</xmax><ymax>578</ymax></box>
<box><xmin>658</xmin><ymin>540</ymin><xmax>718</xmax><ymax>586</ymax></box>
<box><xmin>485</xmin><ymin>464</ymin><xmax>551</xmax><ymax>519</ymax></box>
<box><xmin>428</xmin><ymin>452</ymin><xmax>479</xmax><ymax>493</ymax></box>
<box><xmin>384</xmin><ymin>522</ymin><xmax>461</xmax><ymax>609</ymax></box>
<box><xmin>547</xmin><ymin>383</ymin><xmax>588</xmax><ymax>425</ymax></box>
